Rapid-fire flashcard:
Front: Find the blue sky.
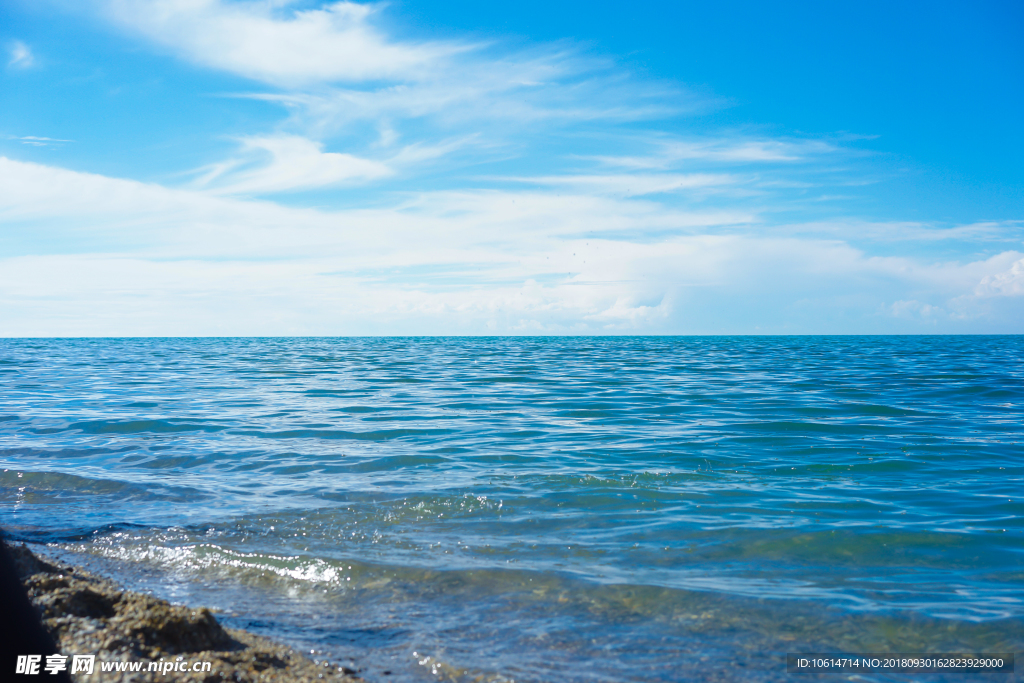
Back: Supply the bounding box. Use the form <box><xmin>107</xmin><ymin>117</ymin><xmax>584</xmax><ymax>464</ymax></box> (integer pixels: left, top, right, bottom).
<box><xmin>1</xmin><ymin>0</ymin><xmax>1021</xmax><ymax>335</ymax></box>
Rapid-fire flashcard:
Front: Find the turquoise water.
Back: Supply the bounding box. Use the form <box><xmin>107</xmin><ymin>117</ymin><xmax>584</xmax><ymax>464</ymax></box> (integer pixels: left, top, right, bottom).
<box><xmin>1</xmin><ymin>337</ymin><xmax>1022</xmax><ymax>682</ymax></box>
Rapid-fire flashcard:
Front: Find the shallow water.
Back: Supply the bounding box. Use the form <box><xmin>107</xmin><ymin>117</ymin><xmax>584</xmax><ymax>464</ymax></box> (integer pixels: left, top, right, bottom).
<box><xmin>1</xmin><ymin>337</ymin><xmax>1022</xmax><ymax>682</ymax></box>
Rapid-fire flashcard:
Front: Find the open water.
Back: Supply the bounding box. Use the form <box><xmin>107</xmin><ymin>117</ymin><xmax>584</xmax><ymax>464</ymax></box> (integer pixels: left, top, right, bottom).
<box><xmin>1</xmin><ymin>337</ymin><xmax>1022</xmax><ymax>682</ymax></box>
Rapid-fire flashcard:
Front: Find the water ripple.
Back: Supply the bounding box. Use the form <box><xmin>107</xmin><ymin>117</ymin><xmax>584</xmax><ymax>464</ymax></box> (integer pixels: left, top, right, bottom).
<box><xmin>2</xmin><ymin>336</ymin><xmax>1023</xmax><ymax>682</ymax></box>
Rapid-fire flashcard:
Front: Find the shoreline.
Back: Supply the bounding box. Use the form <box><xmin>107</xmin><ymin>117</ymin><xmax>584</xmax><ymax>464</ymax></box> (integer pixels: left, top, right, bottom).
<box><xmin>10</xmin><ymin>543</ymin><xmax>361</xmax><ymax>682</ymax></box>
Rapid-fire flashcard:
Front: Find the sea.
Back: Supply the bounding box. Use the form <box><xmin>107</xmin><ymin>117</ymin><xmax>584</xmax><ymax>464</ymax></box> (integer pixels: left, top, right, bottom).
<box><xmin>1</xmin><ymin>336</ymin><xmax>1021</xmax><ymax>682</ymax></box>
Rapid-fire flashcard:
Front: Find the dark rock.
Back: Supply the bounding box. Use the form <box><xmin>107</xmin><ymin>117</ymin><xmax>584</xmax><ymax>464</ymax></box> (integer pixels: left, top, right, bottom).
<box><xmin>114</xmin><ymin>595</ymin><xmax>235</xmax><ymax>654</ymax></box>
<box><xmin>8</xmin><ymin>542</ymin><xmax>62</xmax><ymax>578</ymax></box>
<box><xmin>0</xmin><ymin>539</ymin><xmax>72</xmax><ymax>683</ymax></box>
<box><xmin>13</xmin><ymin>545</ymin><xmax>363</xmax><ymax>682</ymax></box>
<box><xmin>29</xmin><ymin>580</ymin><xmax>118</xmax><ymax>619</ymax></box>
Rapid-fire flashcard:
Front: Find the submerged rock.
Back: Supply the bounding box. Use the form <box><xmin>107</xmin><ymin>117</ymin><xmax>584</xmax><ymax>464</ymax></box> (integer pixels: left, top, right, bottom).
<box><xmin>12</xmin><ymin>544</ymin><xmax>361</xmax><ymax>682</ymax></box>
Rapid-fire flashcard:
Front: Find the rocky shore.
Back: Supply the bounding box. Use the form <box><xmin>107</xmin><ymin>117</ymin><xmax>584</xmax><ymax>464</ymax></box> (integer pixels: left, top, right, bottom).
<box><xmin>11</xmin><ymin>544</ymin><xmax>361</xmax><ymax>682</ymax></box>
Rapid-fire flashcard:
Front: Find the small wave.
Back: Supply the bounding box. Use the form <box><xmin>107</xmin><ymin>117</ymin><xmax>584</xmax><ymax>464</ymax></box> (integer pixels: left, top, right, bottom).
<box><xmin>0</xmin><ymin>468</ymin><xmax>211</xmax><ymax>505</ymax></box>
<box><xmin>68</xmin><ymin>419</ymin><xmax>227</xmax><ymax>435</ymax></box>
<box><xmin>0</xmin><ymin>445</ymin><xmax>134</xmax><ymax>459</ymax></box>
<box><xmin>320</xmin><ymin>454</ymin><xmax>451</xmax><ymax>474</ymax></box>
<box><xmin>731</xmin><ymin>420</ymin><xmax>889</xmax><ymax>434</ymax></box>
<box><xmin>235</xmin><ymin>428</ymin><xmax>452</xmax><ymax>441</ymax></box>
<box><xmin>4</xmin><ymin>521</ymin><xmax>151</xmax><ymax>544</ymax></box>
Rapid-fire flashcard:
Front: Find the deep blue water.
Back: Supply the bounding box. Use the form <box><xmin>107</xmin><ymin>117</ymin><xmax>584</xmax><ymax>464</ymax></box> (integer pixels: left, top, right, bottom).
<box><xmin>1</xmin><ymin>337</ymin><xmax>1022</xmax><ymax>682</ymax></box>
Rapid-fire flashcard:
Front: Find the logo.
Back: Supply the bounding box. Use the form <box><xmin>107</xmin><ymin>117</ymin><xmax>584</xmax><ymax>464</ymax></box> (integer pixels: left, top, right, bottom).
<box><xmin>15</xmin><ymin>655</ymin><xmax>95</xmax><ymax>676</ymax></box>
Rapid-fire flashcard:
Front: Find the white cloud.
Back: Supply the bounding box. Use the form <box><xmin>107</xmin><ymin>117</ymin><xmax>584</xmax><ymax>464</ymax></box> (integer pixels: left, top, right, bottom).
<box><xmin>91</xmin><ymin>0</ymin><xmax>725</xmax><ymax>219</ymax></box>
<box><xmin>0</xmin><ymin>157</ymin><xmax>751</xmax><ymax>255</ymax></box>
<box><xmin>104</xmin><ymin>0</ymin><xmax>463</xmax><ymax>86</ymax></box>
<box><xmin>887</xmin><ymin>299</ymin><xmax>945</xmax><ymax>320</ymax></box>
<box><xmin>590</xmin><ymin>136</ymin><xmax>839</xmax><ymax>169</ymax></box>
<box><xmin>7</xmin><ymin>41</ymin><xmax>34</xmax><ymax>68</ymax></box>
<box><xmin>102</xmin><ymin>0</ymin><xmax>700</xmax><ymax>145</ymax></box>
<box><xmin>976</xmin><ymin>257</ymin><xmax>1024</xmax><ymax>297</ymax></box>
<box><xmin>772</xmin><ymin>220</ymin><xmax>1024</xmax><ymax>243</ymax></box>
<box><xmin>502</xmin><ymin>173</ymin><xmax>738</xmax><ymax>197</ymax></box>
<box><xmin>5</xmin><ymin>2</ymin><xmax>1021</xmax><ymax>335</ymax></box>
<box><xmin>252</xmin><ymin>61</ymin><xmax>690</xmax><ymax>133</ymax></box>
<box><xmin>9</xmin><ymin>135</ymin><xmax>73</xmax><ymax>147</ymax></box>
<box><xmin>189</xmin><ymin>134</ymin><xmax>483</xmax><ymax>195</ymax></box>
<box><xmin>386</xmin><ymin>136</ymin><xmax>478</xmax><ymax>165</ymax></box>
<box><xmin>193</xmin><ymin>135</ymin><xmax>392</xmax><ymax>194</ymax></box>
<box><xmin>1</xmin><ymin>156</ymin><xmax>1022</xmax><ymax>335</ymax></box>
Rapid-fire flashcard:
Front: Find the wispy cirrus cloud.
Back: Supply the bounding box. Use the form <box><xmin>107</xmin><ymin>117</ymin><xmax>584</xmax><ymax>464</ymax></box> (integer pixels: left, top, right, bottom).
<box><xmin>103</xmin><ymin>0</ymin><xmax>464</xmax><ymax>86</ymax></box>
<box><xmin>589</xmin><ymin>135</ymin><xmax>842</xmax><ymax>169</ymax></box>
<box><xmin>100</xmin><ymin>0</ymin><xmax>710</xmax><ymax>200</ymax></box>
<box><xmin>500</xmin><ymin>173</ymin><xmax>740</xmax><ymax>198</ymax></box>
<box><xmin>7</xmin><ymin>40</ymin><xmax>34</xmax><ymax>69</ymax></box>
<box><xmin>248</xmin><ymin>63</ymin><xmax>698</xmax><ymax>134</ymax></box>
<box><xmin>775</xmin><ymin>220</ymin><xmax>1024</xmax><ymax>244</ymax></box>
<box><xmin>192</xmin><ymin>135</ymin><xmax>392</xmax><ymax>194</ymax></box>
<box><xmin>9</xmin><ymin>135</ymin><xmax>73</xmax><ymax>147</ymax></box>
<box><xmin>104</xmin><ymin>0</ymin><xmax>708</xmax><ymax>142</ymax></box>
<box><xmin>189</xmin><ymin>134</ymin><xmax>486</xmax><ymax>195</ymax></box>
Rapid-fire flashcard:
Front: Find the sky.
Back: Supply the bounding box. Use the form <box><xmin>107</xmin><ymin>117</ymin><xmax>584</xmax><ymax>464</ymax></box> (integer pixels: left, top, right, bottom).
<box><xmin>1</xmin><ymin>0</ymin><xmax>1022</xmax><ymax>336</ymax></box>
